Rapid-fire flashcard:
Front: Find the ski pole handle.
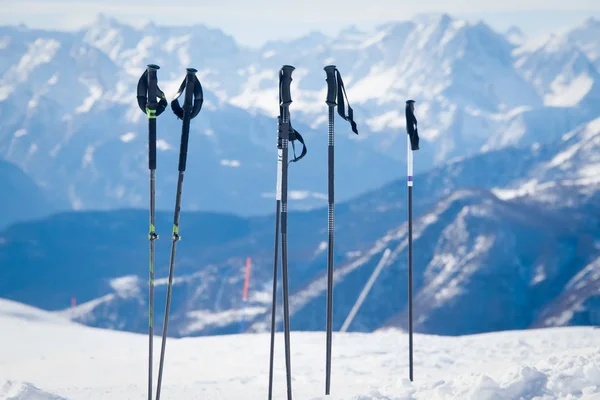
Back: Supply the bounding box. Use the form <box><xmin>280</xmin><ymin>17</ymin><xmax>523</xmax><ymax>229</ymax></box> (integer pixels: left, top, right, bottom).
<box><xmin>178</xmin><ymin>68</ymin><xmax>197</xmax><ymax>172</ymax></box>
<box><xmin>280</xmin><ymin>65</ymin><xmax>295</xmax><ymax>106</ymax></box>
<box><xmin>146</xmin><ymin>64</ymin><xmax>159</xmax><ymax>170</ymax></box>
<box><xmin>324</xmin><ymin>65</ymin><xmax>337</xmax><ymax>106</ymax></box>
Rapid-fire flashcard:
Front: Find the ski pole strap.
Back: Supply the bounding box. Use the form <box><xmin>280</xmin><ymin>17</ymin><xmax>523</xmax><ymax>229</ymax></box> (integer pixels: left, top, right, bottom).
<box><xmin>289</xmin><ymin>125</ymin><xmax>306</xmax><ymax>163</ymax></box>
<box><xmin>277</xmin><ymin>64</ymin><xmax>307</xmax><ymax>163</ymax></box>
<box><xmin>405</xmin><ymin>100</ymin><xmax>420</xmax><ymax>151</ymax></box>
<box><xmin>136</xmin><ymin>70</ymin><xmax>168</xmax><ymax>117</ymax></box>
<box><xmin>334</xmin><ymin>69</ymin><xmax>358</xmax><ymax>134</ymax></box>
<box><xmin>171</xmin><ymin>74</ymin><xmax>203</xmax><ymax>120</ymax></box>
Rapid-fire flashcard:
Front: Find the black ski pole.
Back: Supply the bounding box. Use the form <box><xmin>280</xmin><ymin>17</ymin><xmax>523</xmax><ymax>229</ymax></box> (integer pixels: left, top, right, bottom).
<box><xmin>323</xmin><ymin>65</ymin><xmax>358</xmax><ymax>395</ymax></box>
<box><xmin>279</xmin><ymin>64</ymin><xmax>294</xmax><ymax>400</ymax></box>
<box><xmin>267</xmin><ymin>193</ymin><xmax>280</xmax><ymax>400</ymax></box>
<box><xmin>267</xmin><ymin>64</ymin><xmax>307</xmax><ymax>400</ymax></box>
<box><xmin>405</xmin><ymin>99</ymin><xmax>419</xmax><ymax>382</ymax></box>
<box><xmin>136</xmin><ymin>63</ymin><xmax>168</xmax><ymax>400</ymax></box>
<box><xmin>155</xmin><ymin>68</ymin><xmax>203</xmax><ymax>400</ymax></box>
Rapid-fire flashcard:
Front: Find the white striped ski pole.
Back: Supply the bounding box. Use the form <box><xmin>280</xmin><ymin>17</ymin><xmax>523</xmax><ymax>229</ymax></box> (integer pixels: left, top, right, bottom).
<box><xmin>340</xmin><ymin>248</ymin><xmax>392</xmax><ymax>332</ymax></box>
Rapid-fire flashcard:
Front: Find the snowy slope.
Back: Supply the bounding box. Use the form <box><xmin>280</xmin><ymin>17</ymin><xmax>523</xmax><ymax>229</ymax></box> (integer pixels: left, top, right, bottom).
<box><xmin>1</xmin><ymin>15</ymin><xmax>599</xmax><ymax>216</ymax></box>
<box><xmin>0</xmin><ymin>298</ymin><xmax>599</xmax><ymax>400</ymax></box>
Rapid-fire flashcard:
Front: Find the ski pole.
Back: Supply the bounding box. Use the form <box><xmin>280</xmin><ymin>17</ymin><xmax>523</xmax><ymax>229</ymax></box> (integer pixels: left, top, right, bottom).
<box><xmin>240</xmin><ymin>257</ymin><xmax>252</xmax><ymax>333</ymax></box>
<box><xmin>405</xmin><ymin>99</ymin><xmax>419</xmax><ymax>382</ymax></box>
<box><xmin>136</xmin><ymin>63</ymin><xmax>167</xmax><ymax>400</ymax></box>
<box><xmin>279</xmin><ymin>64</ymin><xmax>294</xmax><ymax>400</ymax></box>
<box><xmin>268</xmin><ymin>64</ymin><xmax>307</xmax><ymax>400</ymax></box>
<box><xmin>155</xmin><ymin>68</ymin><xmax>203</xmax><ymax>400</ymax></box>
<box><xmin>340</xmin><ymin>248</ymin><xmax>392</xmax><ymax>332</ymax></box>
<box><xmin>323</xmin><ymin>65</ymin><xmax>358</xmax><ymax>395</ymax></box>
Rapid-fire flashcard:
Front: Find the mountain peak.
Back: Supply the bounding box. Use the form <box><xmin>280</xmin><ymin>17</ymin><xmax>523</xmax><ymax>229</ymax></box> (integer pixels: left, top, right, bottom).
<box><xmin>515</xmin><ymin>33</ymin><xmax>573</xmax><ymax>56</ymax></box>
<box><xmin>505</xmin><ymin>25</ymin><xmax>526</xmax><ymax>45</ymax></box>
<box><xmin>91</xmin><ymin>13</ymin><xmax>124</xmax><ymax>29</ymax></box>
<box><xmin>581</xmin><ymin>16</ymin><xmax>600</xmax><ymax>29</ymax></box>
<box><xmin>413</xmin><ymin>12</ymin><xmax>454</xmax><ymax>26</ymax></box>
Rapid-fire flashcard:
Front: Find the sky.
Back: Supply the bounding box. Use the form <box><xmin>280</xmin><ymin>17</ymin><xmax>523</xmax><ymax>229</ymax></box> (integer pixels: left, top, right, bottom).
<box><xmin>1</xmin><ymin>0</ymin><xmax>600</xmax><ymax>46</ymax></box>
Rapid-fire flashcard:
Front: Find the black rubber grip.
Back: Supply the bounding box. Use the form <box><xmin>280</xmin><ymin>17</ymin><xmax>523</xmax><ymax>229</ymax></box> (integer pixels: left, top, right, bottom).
<box><xmin>324</xmin><ymin>65</ymin><xmax>337</xmax><ymax>106</ymax></box>
<box><xmin>178</xmin><ymin>68</ymin><xmax>197</xmax><ymax>172</ymax></box>
<box><xmin>280</xmin><ymin>65</ymin><xmax>295</xmax><ymax>106</ymax></box>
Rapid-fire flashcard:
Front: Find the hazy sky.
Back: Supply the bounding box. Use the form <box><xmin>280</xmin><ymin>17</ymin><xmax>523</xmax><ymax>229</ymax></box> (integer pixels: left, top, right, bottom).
<box><xmin>2</xmin><ymin>0</ymin><xmax>600</xmax><ymax>46</ymax></box>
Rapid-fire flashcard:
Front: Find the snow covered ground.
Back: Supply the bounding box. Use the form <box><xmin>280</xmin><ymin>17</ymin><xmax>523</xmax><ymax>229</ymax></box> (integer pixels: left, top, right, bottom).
<box><xmin>0</xmin><ymin>299</ymin><xmax>599</xmax><ymax>400</ymax></box>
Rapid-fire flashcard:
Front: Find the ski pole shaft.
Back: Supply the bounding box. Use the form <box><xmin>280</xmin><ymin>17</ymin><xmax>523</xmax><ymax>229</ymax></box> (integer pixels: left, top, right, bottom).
<box><xmin>407</xmin><ymin>134</ymin><xmax>414</xmax><ymax>382</ymax></box>
<box><xmin>405</xmin><ymin>100</ymin><xmax>415</xmax><ymax>382</ymax></box>
<box><xmin>340</xmin><ymin>248</ymin><xmax>392</xmax><ymax>332</ymax></box>
<box><xmin>147</xmin><ymin>64</ymin><xmax>159</xmax><ymax>400</ymax></box>
<box><xmin>137</xmin><ymin>62</ymin><xmax>163</xmax><ymax>400</ymax></box>
<box><xmin>267</xmin><ymin>201</ymin><xmax>281</xmax><ymax>400</ymax></box>
<box><xmin>280</xmin><ymin>64</ymin><xmax>294</xmax><ymax>400</ymax></box>
<box><xmin>323</xmin><ymin>64</ymin><xmax>337</xmax><ymax>395</ymax></box>
<box><xmin>155</xmin><ymin>67</ymin><xmax>200</xmax><ymax>400</ymax></box>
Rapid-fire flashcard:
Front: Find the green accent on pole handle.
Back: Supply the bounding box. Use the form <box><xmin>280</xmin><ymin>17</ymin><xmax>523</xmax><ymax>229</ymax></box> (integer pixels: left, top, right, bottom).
<box><xmin>146</xmin><ymin>107</ymin><xmax>157</xmax><ymax>119</ymax></box>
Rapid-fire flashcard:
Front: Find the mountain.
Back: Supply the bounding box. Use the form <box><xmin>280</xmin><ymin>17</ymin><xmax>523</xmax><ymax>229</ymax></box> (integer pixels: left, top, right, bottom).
<box><xmin>0</xmin><ymin>158</ymin><xmax>62</xmax><ymax>229</ymax></box>
<box><xmin>2</xmin><ymin>116</ymin><xmax>598</xmax><ymax>337</ymax></box>
<box><xmin>566</xmin><ymin>17</ymin><xmax>600</xmax><ymax>70</ymax></box>
<box><xmin>505</xmin><ymin>26</ymin><xmax>526</xmax><ymax>45</ymax></box>
<box><xmin>1</xmin><ymin>15</ymin><xmax>599</xmax><ymax>216</ymax></box>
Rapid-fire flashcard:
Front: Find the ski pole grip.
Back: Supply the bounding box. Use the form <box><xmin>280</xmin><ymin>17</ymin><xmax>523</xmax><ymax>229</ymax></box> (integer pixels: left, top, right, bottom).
<box><xmin>324</xmin><ymin>65</ymin><xmax>337</xmax><ymax>106</ymax></box>
<box><xmin>146</xmin><ymin>64</ymin><xmax>159</xmax><ymax>108</ymax></box>
<box><xmin>178</xmin><ymin>68</ymin><xmax>197</xmax><ymax>172</ymax></box>
<box><xmin>280</xmin><ymin>65</ymin><xmax>295</xmax><ymax>106</ymax></box>
<box><xmin>147</xmin><ymin>64</ymin><xmax>159</xmax><ymax>170</ymax></box>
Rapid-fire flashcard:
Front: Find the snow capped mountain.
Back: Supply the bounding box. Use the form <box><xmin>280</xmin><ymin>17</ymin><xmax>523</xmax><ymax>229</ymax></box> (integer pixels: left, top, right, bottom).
<box><xmin>513</xmin><ymin>34</ymin><xmax>600</xmax><ymax>107</ymax></box>
<box><xmin>0</xmin><ymin>15</ymin><xmax>599</xmax><ymax>216</ymax></box>
<box><xmin>505</xmin><ymin>26</ymin><xmax>526</xmax><ymax>45</ymax></box>
<box><xmin>567</xmin><ymin>17</ymin><xmax>600</xmax><ymax>70</ymax></box>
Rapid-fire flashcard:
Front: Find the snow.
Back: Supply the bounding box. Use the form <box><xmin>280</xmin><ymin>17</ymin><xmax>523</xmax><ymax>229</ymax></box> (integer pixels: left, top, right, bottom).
<box><xmin>75</xmin><ymin>81</ymin><xmax>103</xmax><ymax>114</ymax></box>
<box><xmin>289</xmin><ymin>190</ymin><xmax>327</xmax><ymax>201</ymax></box>
<box><xmin>366</xmin><ymin>110</ymin><xmax>405</xmax><ymax>132</ymax></box>
<box><xmin>262</xmin><ymin>50</ymin><xmax>276</xmax><ymax>59</ymax></box>
<box><xmin>314</xmin><ymin>241</ymin><xmax>328</xmax><ymax>256</ymax></box>
<box><xmin>347</xmin><ymin>65</ymin><xmax>400</xmax><ymax>103</ymax></box>
<box><xmin>181</xmin><ymin>307</ymin><xmax>267</xmax><ymax>335</ymax></box>
<box><xmin>220</xmin><ymin>159</ymin><xmax>241</xmax><ymax>167</ymax></box>
<box><xmin>544</xmin><ymin>74</ymin><xmax>594</xmax><ymax>107</ymax></box>
<box><xmin>81</xmin><ymin>146</ymin><xmax>94</xmax><ymax>168</ymax></box>
<box><xmin>0</xmin><ymin>36</ymin><xmax>10</xmax><ymax>50</ymax></box>
<box><xmin>109</xmin><ymin>275</ymin><xmax>141</xmax><ymax>298</ymax></box>
<box><xmin>0</xmin><ymin>381</ymin><xmax>66</xmax><ymax>400</ymax></box>
<box><xmin>0</xmin><ymin>298</ymin><xmax>599</xmax><ymax>399</ymax></box>
<box><xmin>119</xmin><ymin>132</ymin><xmax>135</xmax><ymax>143</ymax></box>
<box><xmin>67</xmin><ymin>184</ymin><xmax>83</xmax><ymax>210</ymax></box>
<box><xmin>161</xmin><ymin>35</ymin><xmax>191</xmax><ymax>53</ymax></box>
<box><xmin>156</xmin><ymin>139</ymin><xmax>172</xmax><ymax>151</ymax></box>
<box><xmin>230</xmin><ymin>69</ymin><xmax>278</xmax><ymax>116</ymax></box>
<box><xmin>0</xmin><ymin>38</ymin><xmax>60</xmax><ymax>101</ymax></box>
<box><xmin>15</xmin><ymin>39</ymin><xmax>61</xmax><ymax>81</ymax></box>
